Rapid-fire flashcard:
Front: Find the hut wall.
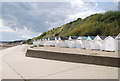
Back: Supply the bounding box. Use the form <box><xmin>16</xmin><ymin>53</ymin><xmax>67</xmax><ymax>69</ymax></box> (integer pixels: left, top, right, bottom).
<box><xmin>105</xmin><ymin>38</ymin><xmax>115</xmax><ymax>51</ymax></box>
<box><xmin>85</xmin><ymin>40</ymin><xmax>91</xmax><ymax>49</ymax></box>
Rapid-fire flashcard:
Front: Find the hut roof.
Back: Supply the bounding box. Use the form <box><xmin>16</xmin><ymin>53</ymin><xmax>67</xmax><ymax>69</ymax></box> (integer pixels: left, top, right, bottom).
<box><xmin>71</xmin><ymin>36</ymin><xmax>79</xmax><ymax>39</ymax></box>
<box><xmin>105</xmin><ymin>36</ymin><xmax>115</xmax><ymax>40</ymax></box>
<box><xmin>69</xmin><ymin>36</ymin><xmax>78</xmax><ymax>40</ymax></box>
<box><xmin>94</xmin><ymin>35</ymin><xmax>106</xmax><ymax>40</ymax></box>
<box><xmin>116</xmin><ymin>33</ymin><xmax>120</xmax><ymax>38</ymax></box>
<box><xmin>49</xmin><ymin>37</ymin><xmax>55</xmax><ymax>40</ymax></box>
<box><xmin>111</xmin><ymin>36</ymin><xmax>116</xmax><ymax>39</ymax></box>
<box><xmin>61</xmin><ymin>37</ymin><xmax>69</xmax><ymax>40</ymax></box>
<box><xmin>77</xmin><ymin>36</ymin><xmax>87</xmax><ymax>40</ymax></box>
<box><xmin>115</xmin><ymin>33</ymin><xmax>120</xmax><ymax>39</ymax></box>
<box><xmin>87</xmin><ymin>36</ymin><xmax>95</xmax><ymax>40</ymax></box>
<box><xmin>99</xmin><ymin>36</ymin><xmax>107</xmax><ymax>40</ymax></box>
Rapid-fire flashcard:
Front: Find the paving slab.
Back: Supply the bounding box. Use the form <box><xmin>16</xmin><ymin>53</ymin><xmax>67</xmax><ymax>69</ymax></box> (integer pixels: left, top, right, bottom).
<box><xmin>1</xmin><ymin>45</ymin><xmax>118</xmax><ymax>79</ymax></box>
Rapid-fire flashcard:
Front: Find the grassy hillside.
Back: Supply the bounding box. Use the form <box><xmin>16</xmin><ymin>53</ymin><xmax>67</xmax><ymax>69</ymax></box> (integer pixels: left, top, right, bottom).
<box><xmin>35</xmin><ymin>11</ymin><xmax>120</xmax><ymax>39</ymax></box>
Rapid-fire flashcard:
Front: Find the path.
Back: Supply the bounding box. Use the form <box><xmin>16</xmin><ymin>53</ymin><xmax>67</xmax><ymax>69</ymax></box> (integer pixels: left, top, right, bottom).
<box><xmin>0</xmin><ymin>45</ymin><xmax>118</xmax><ymax>79</ymax></box>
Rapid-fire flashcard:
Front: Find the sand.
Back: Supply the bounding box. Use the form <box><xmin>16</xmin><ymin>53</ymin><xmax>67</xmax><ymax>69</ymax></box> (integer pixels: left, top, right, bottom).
<box><xmin>33</xmin><ymin>46</ymin><xmax>118</xmax><ymax>58</ymax></box>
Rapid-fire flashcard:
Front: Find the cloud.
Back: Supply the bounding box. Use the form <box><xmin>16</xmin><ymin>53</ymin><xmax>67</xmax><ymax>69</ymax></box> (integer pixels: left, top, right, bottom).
<box><xmin>20</xmin><ymin>35</ymin><xmax>31</xmax><ymax>39</ymax></box>
<box><xmin>2</xmin><ymin>1</ymin><xmax>98</xmax><ymax>32</ymax></box>
<box><xmin>0</xmin><ymin>19</ymin><xmax>40</xmax><ymax>41</ymax></box>
<box><xmin>1</xmin><ymin>1</ymin><xmax>118</xmax><ymax>41</ymax></box>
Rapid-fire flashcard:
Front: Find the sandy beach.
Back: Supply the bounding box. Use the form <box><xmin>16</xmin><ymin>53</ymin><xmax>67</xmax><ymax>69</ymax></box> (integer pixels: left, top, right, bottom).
<box><xmin>0</xmin><ymin>45</ymin><xmax>118</xmax><ymax>79</ymax></box>
<box><xmin>0</xmin><ymin>43</ymin><xmax>21</xmax><ymax>50</ymax></box>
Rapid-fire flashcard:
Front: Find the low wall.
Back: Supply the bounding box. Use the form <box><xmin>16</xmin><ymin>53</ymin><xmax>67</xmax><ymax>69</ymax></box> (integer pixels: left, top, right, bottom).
<box><xmin>26</xmin><ymin>48</ymin><xmax>120</xmax><ymax>67</ymax></box>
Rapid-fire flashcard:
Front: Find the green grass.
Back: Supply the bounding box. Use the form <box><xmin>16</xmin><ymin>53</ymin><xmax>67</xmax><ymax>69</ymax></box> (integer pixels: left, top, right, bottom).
<box><xmin>28</xmin><ymin>11</ymin><xmax>120</xmax><ymax>41</ymax></box>
<box><xmin>90</xmin><ymin>53</ymin><xmax>99</xmax><ymax>55</ymax></box>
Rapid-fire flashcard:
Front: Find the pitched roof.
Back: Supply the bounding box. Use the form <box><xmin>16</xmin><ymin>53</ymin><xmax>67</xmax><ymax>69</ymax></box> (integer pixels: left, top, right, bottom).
<box><xmin>61</xmin><ymin>37</ymin><xmax>69</xmax><ymax>40</ymax></box>
<box><xmin>99</xmin><ymin>36</ymin><xmax>107</xmax><ymax>40</ymax></box>
<box><xmin>116</xmin><ymin>33</ymin><xmax>120</xmax><ymax>39</ymax></box>
<box><xmin>71</xmin><ymin>36</ymin><xmax>79</xmax><ymax>39</ymax></box>
<box><xmin>116</xmin><ymin>33</ymin><xmax>120</xmax><ymax>38</ymax></box>
<box><xmin>105</xmin><ymin>36</ymin><xmax>115</xmax><ymax>40</ymax></box>
<box><xmin>94</xmin><ymin>35</ymin><xmax>107</xmax><ymax>40</ymax></box>
<box><xmin>87</xmin><ymin>36</ymin><xmax>95</xmax><ymax>40</ymax></box>
<box><xmin>77</xmin><ymin>36</ymin><xmax>87</xmax><ymax>40</ymax></box>
<box><xmin>111</xmin><ymin>36</ymin><xmax>116</xmax><ymax>39</ymax></box>
<box><xmin>69</xmin><ymin>36</ymin><xmax>78</xmax><ymax>40</ymax></box>
<box><xmin>49</xmin><ymin>37</ymin><xmax>55</xmax><ymax>40</ymax></box>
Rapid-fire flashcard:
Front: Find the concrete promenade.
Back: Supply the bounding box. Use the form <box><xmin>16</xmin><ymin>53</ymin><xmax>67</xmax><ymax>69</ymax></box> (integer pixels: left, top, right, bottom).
<box><xmin>0</xmin><ymin>45</ymin><xmax>118</xmax><ymax>79</ymax></box>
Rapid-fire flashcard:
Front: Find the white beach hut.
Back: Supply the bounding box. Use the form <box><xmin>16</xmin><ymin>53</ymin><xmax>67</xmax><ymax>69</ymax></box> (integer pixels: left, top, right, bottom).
<box><xmin>54</xmin><ymin>37</ymin><xmax>58</xmax><ymax>46</ymax></box>
<box><xmin>48</xmin><ymin>37</ymin><xmax>56</xmax><ymax>47</ymax></box>
<box><xmin>43</xmin><ymin>38</ymin><xmax>50</xmax><ymax>47</ymax></box>
<box><xmin>33</xmin><ymin>40</ymin><xmax>38</xmax><ymax>46</ymax></box>
<box><xmin>115</xmin><ymin>33</ymin><xmax>120</xmax><ymax>54</ymax></box>
<box><xmin>40</xmin><ymin>39</ymin><xmax>45</xmax><ymax>46</ymax></box>
<box><xmin>35</xmin><ymin>39</ymin><xmax>41</xmax><ymax>47</ymax></box>
<box><xmin>85</xmin><ymin>36</ymin><xmax>95</xmax><ymax>49</ymax></box>
<box><xmin>104</xmin><ymin>36</ymin><xmax>115</xmax><ymax>51</ymax></box>
<box><xmin>74</xmin><ymin>36</ymin><xmax>87</xmax><ymax>48</ymax></box>
<box><xmin>55</xmin><ymin>37</ymin><xmax>62</xmax><ymax>47</ymax></box>
<box><xmin>91</xmin><ymin>35</ymin><xmax>106</xmax><ymax>50</ymax></box>
<box><xmin>43</xmin><ymin>38</ymin><xmax>48</xmax><ymax>46</ymax></box>
<box><xmin>59</xmin><ymin>37</ymin><xmax>69</xmax><ymax>48</ymax></box>
<box><xmin>67</xmin><ymin>36</ymin><xmax>78</xmax><ymax>48</ymax></box>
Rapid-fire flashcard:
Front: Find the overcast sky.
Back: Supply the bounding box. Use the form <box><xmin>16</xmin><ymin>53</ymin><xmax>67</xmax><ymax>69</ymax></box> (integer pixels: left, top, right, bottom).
<box><xmin>0</xmin><ymin>0</ymin><xmax>119</xmax><ymax>41</ymax></box>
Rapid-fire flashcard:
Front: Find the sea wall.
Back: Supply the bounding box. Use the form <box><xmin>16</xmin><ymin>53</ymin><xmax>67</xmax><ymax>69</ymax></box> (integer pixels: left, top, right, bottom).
<box><xmin>26</xmin><ymin>48</ymin><xmax>120</xmax><ymax>67</ymax></box>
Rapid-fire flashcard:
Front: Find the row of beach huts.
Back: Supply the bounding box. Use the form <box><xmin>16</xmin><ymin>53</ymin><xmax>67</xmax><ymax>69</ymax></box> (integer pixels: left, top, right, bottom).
<box><xmin>33</xmin><ymin>33</ymin><xmax>120</xmax><ymax>53</ymax></box>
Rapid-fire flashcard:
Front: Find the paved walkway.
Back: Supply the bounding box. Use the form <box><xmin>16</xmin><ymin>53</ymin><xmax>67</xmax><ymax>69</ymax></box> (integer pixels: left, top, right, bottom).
<box><xmin>33</xmin><ymin>47</ymin><xmax>118</xmax><ymax>58</ymax></box>
<box><xmin>0</xmin><ymin>45</ymin><xmax>118</xmax><ymax>79</ymax></box>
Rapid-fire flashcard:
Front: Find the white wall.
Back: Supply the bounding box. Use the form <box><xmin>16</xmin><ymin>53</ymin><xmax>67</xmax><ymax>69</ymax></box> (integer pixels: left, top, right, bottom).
<box><xmin>118</xmin><ymin>40</ymin><xmax>120</xmax><ymax>55</ymax></box>
<box><xmin>60</xmin><ymin>40</ymin><xmax>68</xmax><ymax>48</ymax></box>
<box><xmin>105</xmin><ymin>37</ymin><xmax>115</xmax><ymax>51</ymax></box>
<box><xmin>115</xmin><ymin>38</ymin><xmax>120</xmax><ymax>55</ymax></box>
<box><xmin>85</xmin><ymin>40</ymin><xmax>91</xmax><ymax>49</ymax></box>
<box><xmin>67</xmin><ymin>40</ymin><xmax>75</xmax><ymax>48</ymax></box>
<box><xmin>74</xmin><ymin>40</ymin><xmax>82</xmax><ymax>48</ymax></box>
<box><xmin>91</xmin><ymin>40</ymin><xmax>105</xmax><ymax>51</ymax></box>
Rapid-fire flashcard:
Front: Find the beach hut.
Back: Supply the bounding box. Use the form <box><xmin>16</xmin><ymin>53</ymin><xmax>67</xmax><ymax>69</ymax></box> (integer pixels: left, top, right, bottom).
<box><xmin>43</xmin><ymin>38</ymin><xmax>48</xmax><ymax>46</ymax></box>
<box><xmin>59</xmin><ymin>37</ymin><xmax>69</xmax><ymax>47</ymax></box>
<box><xmin>43</xmin><ymin>38</ymin><xmax>49</xmax><ymax>47</ymax></box>
<box><xmin>74</xmin><ymin>36</ymin><xmax>87</xmax><ymax>48</ymax></box>
<box><xmin>33</xmin><ymin>40</ymin><xmax>38</xmax><ymax>46</ymax></box>
<box><xmin>67</xmin><ymin>36</ymin><xmax>78</xmax><ymax>48</ymax></box>
<box><xmin>87</xmin><ymin>36</ymin><xmax>95</xmax><ymax>40</ymax></box>
<box><xmin>55</xmin><ymin>37</ymin><xmax>68</xmax><ymax>47</ymax></box>
<box><xmin>91</xmin><ymin>35</ymin><xmax>106</xmax><ymax>50</ymax></box>
<box><xmin>34</xmin><ymin>39</ymin><xmax>41</xmax><ymax>47</ymax></box>
<box><xmin>85</xmin><ymin>36</ymin><xmax>95</xmax><ymax>49</ymax></box>
<box><xmin>54</xmin><ymin>37</ymin><xmax>59</xmax><ymax>46</ymax></box>
<box><xmin>55</xmin><ymin>37</ymin><xmax>61</xmax><ymax>47</ymax></box>
<box><xmin>39</xmin><ymin>39</ymin><xmax>44</xmax><ymax>46</ymax></box>
<box><xmin>104</xmin><ymin>36</ymin><xmax>115</xmax><ymax>51</ymax></box>
<box><xmin>115</xmin><ymin>33</ymin><xmax>120</xmax><ymax>54</ymax></box>
<box><xmin>48</xmin><ymin>37</ymin><xmax>56</xmax><ymax>47</ymax></box>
